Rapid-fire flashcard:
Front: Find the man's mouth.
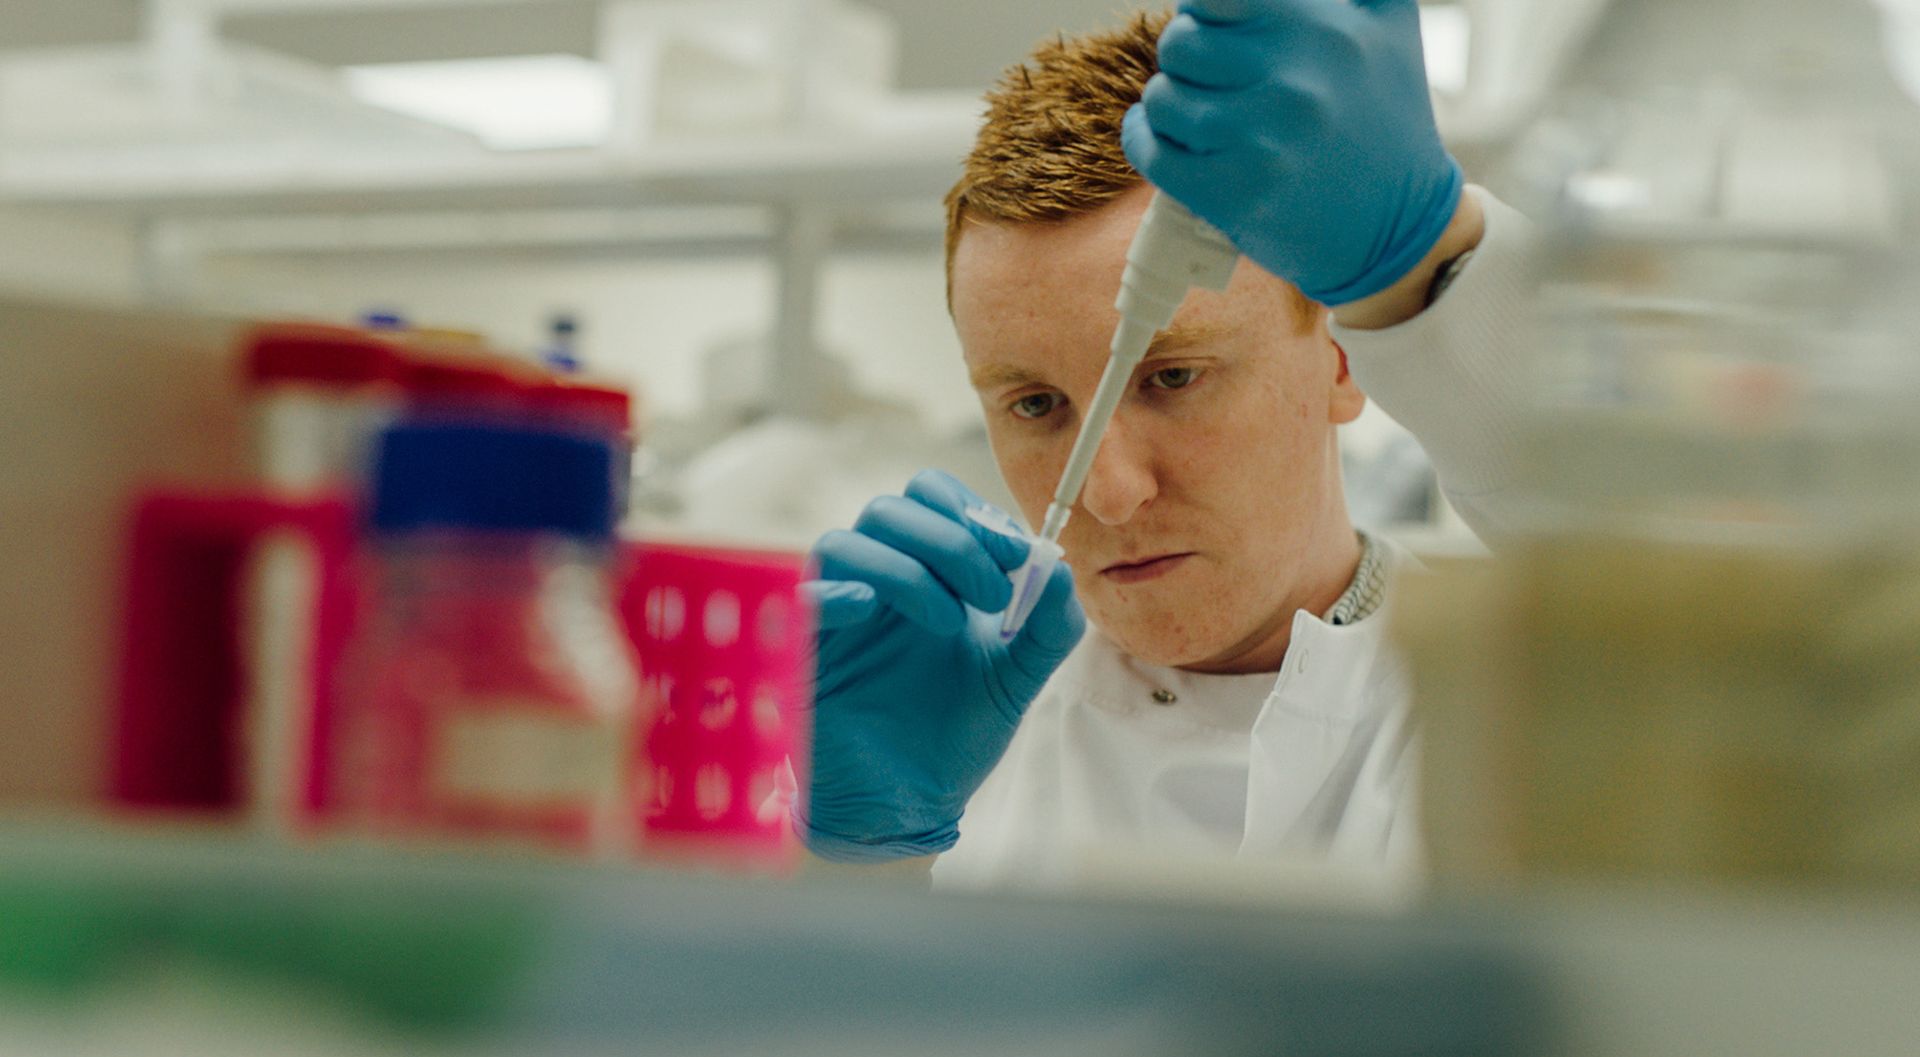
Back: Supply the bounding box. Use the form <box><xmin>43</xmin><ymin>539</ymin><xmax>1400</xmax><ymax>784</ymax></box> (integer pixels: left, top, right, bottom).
<box><xmin>1099</xmin><ymin>552</ymin><xmax>1194</xmax><ymax>585</ymax></box>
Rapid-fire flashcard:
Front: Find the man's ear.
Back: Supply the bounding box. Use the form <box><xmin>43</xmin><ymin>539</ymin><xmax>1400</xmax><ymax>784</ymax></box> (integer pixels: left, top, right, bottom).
<box><xmin>1329</xmin><ymin>339</ymin><xmax>1368</xmax><ymax>426</ymax></box>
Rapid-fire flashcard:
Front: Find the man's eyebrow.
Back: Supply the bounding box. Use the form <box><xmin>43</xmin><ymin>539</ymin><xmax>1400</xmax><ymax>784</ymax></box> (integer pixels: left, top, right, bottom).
<box><xmin>1144</xmin><ymin>320</ymin><xmax>1225</xmax><ymax>357</ymax></box>
<box><xmin>967</xmin><ymin>321</ymin><xmax>1226</xmax><ymax>390</ymax></box>
<box><xmin>969</xmin><ymin>363</ymin><xmax>1045</xmax><ymax>390</ymax></box>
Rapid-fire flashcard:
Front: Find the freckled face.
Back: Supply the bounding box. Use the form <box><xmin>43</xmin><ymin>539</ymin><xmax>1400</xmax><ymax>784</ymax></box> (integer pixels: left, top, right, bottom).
<box><xmin>950</xmin><ymin>186</ymin><xmax>1366</xmax><ymax>672</ymax></box>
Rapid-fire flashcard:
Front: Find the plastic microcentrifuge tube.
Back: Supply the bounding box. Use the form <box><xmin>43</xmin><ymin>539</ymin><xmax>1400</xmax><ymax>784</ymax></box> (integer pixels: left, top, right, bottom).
<box><xmin>967</xmin><ymin>506</ymin><xmax>1066</xmax><ymax>642</ymax></box>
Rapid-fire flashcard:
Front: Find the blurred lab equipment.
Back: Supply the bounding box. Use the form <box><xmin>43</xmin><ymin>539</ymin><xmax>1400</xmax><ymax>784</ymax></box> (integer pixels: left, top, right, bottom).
<box><xmin>622</xmin><ymin>541</ymin><xmax>812</xmax><ymax>867</ymax></box>
<box><xmin>240</xmin><ymin>324</ymin><xmax>402</xmax><ymax>832</ymax></box>
<box><xmin>74</xmin><ymin>294</ymin><xmax>824</xmax><ymax>873</ymax></box>
<box><xmin>397</xmin><ymin>338</ymin><xmax>642</xmax><ymax>524</ymax></box>
<box><xmin>103</xmin><ymin>316</ymin><xmax>650</xmax><ymax>831</ymax></box>
<box><xmin>526</xmin><ymin>377</ymin><xmax>638</xmax><ymax>518</ymax></box>
<box><xmin>399</xmin><ymin>356</ymin><xmax>530</xmax><ymax>419</ymax></box>
<box><xmin>340</xmin><ymin>421</ymin><xmax>637</xmax><ymax>857</ymax></box>
<box><xmin>110</xmin><ymin>491</ymin><xmax>359</xmax><ymax>821</ymax></box>
<box><xmin>526</xmin><ymin>378</ymin><xmax>635</xmax><ymax>440</ymax></box>
<box><xmin>243</xmin><ymin>324</ymin><xmax>402</xmax><ymax>493</ymax></box>
<box><xmin>541</xmin><ymin>311</ymin><xmax>583</xmax><ymax>373</ymax></box>
<box><xmin>801</xmin><ymin>470</ymin><xmax>1083</xmax><ymax>863</ymax></box>
<box><xmin>1406</xmin><ymin>0</ymin><xmax>1920</xmax><ymax>890</ymax></box>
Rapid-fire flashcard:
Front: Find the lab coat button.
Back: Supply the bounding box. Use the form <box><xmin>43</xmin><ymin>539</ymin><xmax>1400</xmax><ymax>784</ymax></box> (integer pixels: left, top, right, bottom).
<box><xmin>1151</xmin><ymin>689</ymin><xmax>1177</xmax><ymax>705</ymax></box>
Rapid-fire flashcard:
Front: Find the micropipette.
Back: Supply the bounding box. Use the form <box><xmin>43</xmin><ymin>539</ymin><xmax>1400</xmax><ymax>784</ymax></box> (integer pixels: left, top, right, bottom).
<box><xmin>997</xmin><ymin>191</ymin><xmax>1239</xmax><ymax>641</ymax></box>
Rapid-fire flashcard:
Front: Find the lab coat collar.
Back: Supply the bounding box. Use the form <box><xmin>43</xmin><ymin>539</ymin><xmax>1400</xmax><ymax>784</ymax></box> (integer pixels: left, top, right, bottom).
<box><xmin>1267</xmin><ymin>601</ymin><xmax>1393</xmax><ymax>722</ymax></box>
<box><xmin>1268</xmin><ymin>535</ymin><xmax>1416</xmax><ymax>722</ymax></box>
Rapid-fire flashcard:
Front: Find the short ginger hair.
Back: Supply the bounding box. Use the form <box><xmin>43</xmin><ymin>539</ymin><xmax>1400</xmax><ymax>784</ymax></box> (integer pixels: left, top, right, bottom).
<box><xmin>944</xmin><ymin>11</ymin><xmax>1319</xmax><ymax>330</ymax></box>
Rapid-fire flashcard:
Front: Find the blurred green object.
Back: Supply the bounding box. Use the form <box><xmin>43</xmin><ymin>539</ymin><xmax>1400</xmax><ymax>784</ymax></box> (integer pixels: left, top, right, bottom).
<box><xmin>0</xmin><ymin>880</ymin><xmax>131</xmax><ymax>994</ymax></box>
<box><xmin>0</xmin><ymin>823</ymin><xmax>1544</xmax><ymax>1057</ymax></box>
<box><xmin>0</xmin><ymin>820</ymin><xmax>1917</xmax><ymax>1057</ymax></box>
<box><xmin>0</xmin><ymin>841</ymin><xmax>544</xmax><ymax>1032</ymax></box>
<box><xmin>157</xmin><ymin>886</ymin><xmax>541</xmax><ymax>1028</ymax></box>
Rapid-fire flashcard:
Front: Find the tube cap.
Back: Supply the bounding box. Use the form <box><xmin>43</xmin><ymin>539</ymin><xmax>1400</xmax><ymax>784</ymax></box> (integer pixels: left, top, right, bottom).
<box><xmin>370</xmin><ymin>421</ymin><xmax>617</xmax><ymax>539</ymax></box>
<box><xmin>400</xmin><ymin>357</ymin><xmax>530</xmax><ymax>406</ymax></box>
<box><xmin>243</xmin><ymin>324</ymin><xmax>397</xmax><ymax>389</ymax></box>
<box><xmin>527</xmin><ymin>380</ymin><xmax>633</xmax><ymax>436</ymax></box>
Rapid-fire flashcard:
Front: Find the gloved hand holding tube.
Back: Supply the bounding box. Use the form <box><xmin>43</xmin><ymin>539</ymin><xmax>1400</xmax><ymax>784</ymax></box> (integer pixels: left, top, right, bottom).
<box><xmin>797</xmin><ymin>470</ymin><xmax>1085</xmax><ymax>863</ymax></box>
<box><xmin>1121</xmin><ymin>0</ymin><xmax>1464</xmax><ymax>307</ymax></box>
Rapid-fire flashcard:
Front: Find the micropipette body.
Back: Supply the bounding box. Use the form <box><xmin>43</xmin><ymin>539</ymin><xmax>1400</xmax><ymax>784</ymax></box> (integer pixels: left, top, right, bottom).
<box><xmin>999</xmin><ymin>191</ymin><xmax>1238</xmax><ymax>643</ymax></box>
<box><xmin>1036</xmin><ymin>191</ymin><xmax>1240</xmax><ymax>545</ymax></box>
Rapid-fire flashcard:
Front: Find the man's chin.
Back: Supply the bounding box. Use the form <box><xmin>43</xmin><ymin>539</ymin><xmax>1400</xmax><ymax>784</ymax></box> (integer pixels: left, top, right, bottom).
<box><xmin>1085</xmin><ymin>612</ymin><xmax>1226</xmax><ymax>670</ymax></box>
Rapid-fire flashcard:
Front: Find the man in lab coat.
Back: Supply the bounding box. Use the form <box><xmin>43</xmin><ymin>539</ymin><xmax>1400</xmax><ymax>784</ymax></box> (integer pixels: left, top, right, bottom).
<box><xmin>796</xmin><ymin>0</ymin><xmax>1533</xmax><ymax>888</ymax></box>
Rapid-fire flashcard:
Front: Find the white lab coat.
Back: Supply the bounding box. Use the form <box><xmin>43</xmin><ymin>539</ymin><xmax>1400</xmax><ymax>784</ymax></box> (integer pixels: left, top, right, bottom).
<box><xmin>932</xmin><ymin>187</ymin><xmax>1535</xmax><ymax>892</ymax></box>
<box><xmin>932</xmin><ymin>571</ymin><xmax>1421</xmax><ymax>892</ymax></box>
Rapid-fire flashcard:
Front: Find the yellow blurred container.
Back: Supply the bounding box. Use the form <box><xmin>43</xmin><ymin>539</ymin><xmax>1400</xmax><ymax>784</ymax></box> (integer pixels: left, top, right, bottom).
<box><xmin>1400</xmin><ymin>537</ymin><xmax>1920</xmax><ymax>889</ymax></box>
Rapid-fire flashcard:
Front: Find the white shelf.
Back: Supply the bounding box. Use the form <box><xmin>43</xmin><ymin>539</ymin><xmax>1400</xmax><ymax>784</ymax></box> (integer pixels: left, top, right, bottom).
<box><xmin>0</xmin><ymin>0</ymin><xmax>979</xmax><ymax>221</ymax></box>
<box><xmin>0</xmin><ymin>129</ymin><xmax>972</xmax><ymax>217</ymax></box>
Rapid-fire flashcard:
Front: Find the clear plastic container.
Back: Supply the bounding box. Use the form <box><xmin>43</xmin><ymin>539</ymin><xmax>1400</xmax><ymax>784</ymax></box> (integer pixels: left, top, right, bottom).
<box><xmin>1412</xmin><ymin>0</ymin><xmax>1920</xmax><ymax>889</ymax></box>
<box><xmin>340</xmin><ymin>422</ymin><xmax>638</xmax><ymax>858</ymax></box>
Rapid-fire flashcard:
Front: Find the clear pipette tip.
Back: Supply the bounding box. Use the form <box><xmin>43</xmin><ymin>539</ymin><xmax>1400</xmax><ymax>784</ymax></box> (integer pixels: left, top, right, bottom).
<box><xmin>1039</xmin><ymin>502</ymin><xmax>1072</xmax><ymax>543</ymax></box>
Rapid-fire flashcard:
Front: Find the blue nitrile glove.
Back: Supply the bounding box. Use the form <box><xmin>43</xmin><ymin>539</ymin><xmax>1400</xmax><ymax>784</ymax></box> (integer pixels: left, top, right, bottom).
<box><xmin>797</xmin><ymin>470</ymin><xmax>1085</xmax><ymax>863</ymax></box>
<box><xmin>1121</xmin><ymin>0</ymin><xmax>1464</xmax><ymax>306</ymax></box>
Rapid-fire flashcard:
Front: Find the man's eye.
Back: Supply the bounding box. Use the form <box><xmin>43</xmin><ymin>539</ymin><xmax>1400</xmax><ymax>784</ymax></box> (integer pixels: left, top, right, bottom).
<box><xmin>1011</xmin><ymin>392</ymin><xmax>1061</xmax><ymax>420</ymax></box>
<box><xmin>1148</xmin><ymin>366</ymin><xmax>1198</xmax><ymax>390</ymax></box>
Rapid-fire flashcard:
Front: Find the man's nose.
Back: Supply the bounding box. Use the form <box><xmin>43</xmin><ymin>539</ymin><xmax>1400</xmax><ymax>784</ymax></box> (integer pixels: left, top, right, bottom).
<box><xmin>1076</xmin><ymin>416</ymin><xmax>1157</xmax><ymax>527</ymax></box>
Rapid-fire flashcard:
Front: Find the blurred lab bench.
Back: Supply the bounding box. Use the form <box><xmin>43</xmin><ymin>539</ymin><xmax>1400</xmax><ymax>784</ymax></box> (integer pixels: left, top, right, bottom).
<box><xmin>0</xmin><ymin>823</ymin><xmax>1914</xmax><ymax>1057</ymax></box>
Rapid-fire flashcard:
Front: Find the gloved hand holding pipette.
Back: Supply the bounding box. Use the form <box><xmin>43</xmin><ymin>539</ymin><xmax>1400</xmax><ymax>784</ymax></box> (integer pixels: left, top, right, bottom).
<box><xmin>1122</xmin><ymin>0</ymin><xmax>1464</xmax><ymax>307</ymax></box>
<box><xmin>798</xmin><ymin>470</ymin><xmax>1084</xmax><ymax>863</ymax></box>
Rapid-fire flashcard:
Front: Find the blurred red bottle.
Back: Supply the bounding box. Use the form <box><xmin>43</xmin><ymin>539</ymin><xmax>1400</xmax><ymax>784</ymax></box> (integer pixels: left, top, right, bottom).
<box><xmin>339</xmin><ymin>422</ymin><xmax>638</xmax><ymax>856</ymax></box>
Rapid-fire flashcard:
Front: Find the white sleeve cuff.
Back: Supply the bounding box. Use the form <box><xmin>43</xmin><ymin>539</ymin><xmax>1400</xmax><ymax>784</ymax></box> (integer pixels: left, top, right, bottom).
<box><xmin>1332</xmin><ymin>185</ymin><xmax>1540</xmax><ymax>506</ymax></box>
